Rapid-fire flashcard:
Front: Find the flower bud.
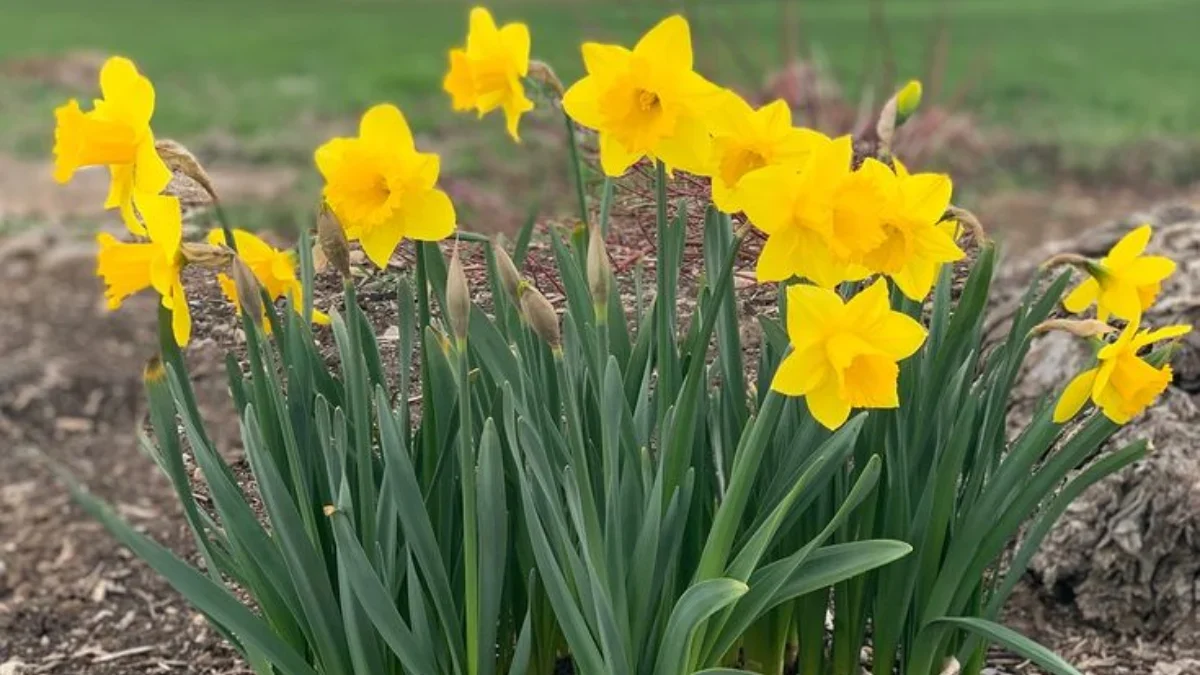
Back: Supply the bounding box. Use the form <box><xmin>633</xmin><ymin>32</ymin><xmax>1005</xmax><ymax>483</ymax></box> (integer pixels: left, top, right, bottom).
<box><xmin>493</xmin><ymin>240</ymin><xmax>523</xmax><ymax>303</ymax></box>
<box><xmin>317</xmin><ymin>201</ymin><xmax>351</xmax><ymax>280</ymax></box>
<box><xmin>230</xmin><ymin>256</ymin><xmax>265</xmax><ymax>329</ymax></box>
<box><xmin>518</xmin><ymin>282</ymin><xmax>561</xmax><ymax>351</ymax></box>
<box><xmin>527</xmin><ymin>60</ymin><xmax>564</xmax><ymax>96</ymax></box>
<box><xmin>156</xmin><ymin>139</ymin><xmax>218</xmax><ymax>202</ymax></box>
<box><xmin>143</xmin><ymin>355</ymin><xmax>167</xmax><ymax>385</ymax></box>
<box><xmin>896</xmin><ymin>79</ymin><xmax>922</xmax><ymax>124</ymax></box>
<box><xmin>586</xmin><ymin>225</ymin><xmax>611</xmax><ymax>314</ymax></box>
<box><xmin>446</xmin><ymin>244</ymin><xmax>471</xmax><ymax>346</ymax></box>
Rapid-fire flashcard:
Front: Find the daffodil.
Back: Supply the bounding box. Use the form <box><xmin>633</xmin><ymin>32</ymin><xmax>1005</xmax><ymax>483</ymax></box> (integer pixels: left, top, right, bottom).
<box><xmin>1054</xmin><ymin>318</ymin><xmax>1191</xmax><ymax>424</ymax></box>
<box><xmin>207</xmin><ymin>229</ymin><xmax>330</xmax><ymax>326</ymax></box>
<box><xmin>315</xmin><ymin>104</ymin><xmax>457</xmax><ymax>268</ymax></box>
<box><xmin>772</xmin><ymin>279</ymin><xmax>927</xmax><ymax>430</ymax></box>
<box><xmin>53</xmin><ymin>56</ymin><xmax>172</xmax><ymax>236</ymax></box>
<box><xmin>443</xmin><ymin>7</ymin><xmax>534</xmax><ymax>141</ymax></box>
<box><xmin>95</xmin><ymin>193</ymin><xmax>192</xmax><ymax>345</ymax></box>
<box><xmin>740</xmin><ymin>135</ymin><xmax>883</xmax><ymax>288</ymax></box>
<box><xmin>561</xmin><ymin>14</ymin><xmax>720</xmax><ymax>176</ymax></box>
<box><xmin>1062</xmin><ymin>225</ymin><xmax>1176</xmax><ymax>321</ymax></box>
<box><xmin>861</xmin><ymin>160</ymin><xmax>964</xmax><ymax>301</ymax></box>
<box><xmin>706</xmin><ymin>90</ymin><xmax>823</xmax><ymax>214</ymax></box>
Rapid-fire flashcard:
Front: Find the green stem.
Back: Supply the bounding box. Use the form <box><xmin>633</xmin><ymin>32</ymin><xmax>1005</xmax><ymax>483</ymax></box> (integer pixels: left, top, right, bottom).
<box><xmin>563</xmin><ymin>114</ymin><xmax>589</xmax><ymax>228</ymax></box>
<box><xmin>212</xmin><ymin>201</ymin><xmax>239</xmax><ymax>254</ymax></box>
<box><xmin>458</xmin><ymin>344</ymin><xmax>480</xmax><ymax>675</ymax></box>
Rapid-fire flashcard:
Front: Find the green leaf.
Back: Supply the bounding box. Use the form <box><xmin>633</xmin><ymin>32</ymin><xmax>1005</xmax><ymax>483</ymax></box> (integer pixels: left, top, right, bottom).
<box><xmin>925</xmin><ymin>617</ymin><xmax>1082</xmax><ymax>675</ymax></box>
<box><xmin>476</xmin><ymin>419</ymin><xmax>509</xmax><ymax>675</ymax></box>
<box><xmin>654</xmin><ymin>579</ymin><xmax>749</xmax><ymax>675</ymax></box>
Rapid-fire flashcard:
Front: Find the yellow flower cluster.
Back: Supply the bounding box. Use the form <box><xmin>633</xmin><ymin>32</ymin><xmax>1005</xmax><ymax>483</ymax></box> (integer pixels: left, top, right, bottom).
<box><xmin>56</xmin><ymin>57</ymin><xmax>335</xmax><ymax>346</ymax></box>
<box><xmin>1052</xmin><ymin>226</ymin><xmax>1189</xmax><ymax>425</ymax></box>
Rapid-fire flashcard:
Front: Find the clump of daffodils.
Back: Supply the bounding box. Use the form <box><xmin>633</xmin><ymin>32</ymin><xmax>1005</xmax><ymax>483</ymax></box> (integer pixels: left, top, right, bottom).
<box><xmin>57</xmin><ymin>10</ymin><xmax>1189</xmax><ymax>675</ymax></box>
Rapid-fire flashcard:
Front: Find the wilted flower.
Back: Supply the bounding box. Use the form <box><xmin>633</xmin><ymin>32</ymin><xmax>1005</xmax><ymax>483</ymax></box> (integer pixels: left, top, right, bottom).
<box><xmin>155</xmin><ymin>139</ymin><xmax>218</xmax><ymax>202</ymax></box>
<box><xmin>207</xmin><ymin>229</ymin><xmax>330</xmax><ymax>326</ymax></box>
<box><xmin>772</xmin><ymin>279</ymin><xmax>927</xmax><ymax>430</ymax></box>
<box><xmin>706</xmin><ymin>90</ymin><xmax>823</xmax><ymax>214</ymax></box>
<box><xmin>1054</xmin><ymin>318</ymin><xmax>1191</xmax><ymax>424</ymax></box>
<box><xmin>561</xmin><ymin>15</ymin><xmax>720</xmax><ymax>176</ymax></box>
<box><xmin>315</xmin><ymin>104</ymin><xmax>456</xmax><ymax>268</ymax></box>
<box><xmin>53</xmin><ymin>56</ymin><xmax>172</xmax><ymax>236</ymax></box>
<box><xmin>861</xmin><ymin>161</ymin><xmax>964</xmax><ymax>301</ymax></box>
<box><xmin>95</xmin><ymin>193</ymin><xmax>192</xmax><ymax>345</ymax></box>
<box><xmin>443</xmin><ymin>6</ymin><xmax>534</xmax><ymax>141</ymax></box>
<box><xmin>1061</xmin><ymin>224</ymin><xmax>1175</xmax><ymax>321</ymax></box>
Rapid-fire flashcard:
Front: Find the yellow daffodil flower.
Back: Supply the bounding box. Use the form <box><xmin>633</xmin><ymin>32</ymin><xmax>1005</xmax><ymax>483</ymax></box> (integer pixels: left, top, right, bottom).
<box><xmin>95</xmin><ymin>193</ymin><xmax>192</xmax><ymax>345</ymax></box>
<box><xmin>1054</xmin><ymin>318</ymin><xmax>1191</xmax><ymax>424</ymax></box>
<box><xmin>862</xmin><ymin>160</ymin><xmax>964</xmax><ymax>301</ymax></box>
<box><xmin>561</xmin><ymin>15</ymin><xmax>720</xmax><ymax>176</ymax></box>
<box><xmin>315</xmin><ymin>104</ymin><xmax>456</xmax><ymax>268</ymax></box>
<box><xmin>53</xmin><ymin>56</ymin><xmax>172</xmax><ymax>237</ymax></box>
<box><xmin>443</xmin><ymin>7</ymin><xmax>534</xmax><ymax>141</ymax></box>
<box><xmin>706</xmin><ymin>90</ymin><xmax>823</xmax><ymax>214</ymax></box>
<box><xmin>772</xmin><ymin>278</ymin><xmax>927</xmax><ymax>430</ymax></box>
<box><xmin>740</xmin><ymin>134</ymin><xmax>880</xmax><ymax>288</ymax></box>
<box><xmin>1062</xmin><ymin>224</ymin><xmax>1176</xmax><ymax>321</ymax></box>
<box><xmin>207</xmin><ymin>229</ymin><xmax>330</xmax><ymax>327</ymax></box>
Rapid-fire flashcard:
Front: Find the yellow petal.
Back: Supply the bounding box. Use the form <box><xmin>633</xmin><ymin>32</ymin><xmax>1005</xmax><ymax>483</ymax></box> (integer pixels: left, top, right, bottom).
<box><xmin>1105</xmin><ymin>225</ymin><xmax>1151</xmax><ymax>265</ymax></box>
<box><xmin>755</xmin><ymin>231</ymin><xmax>799</xmax><ymax>283</ymax></box>
<box><xmin>562</xmin><ymin>74</ymin><xmax>608</xmax><ymax>131</ymax></box>
<box><xmin>872</xmin><ymin>312</ymin><xmax>927</xmax><ymax>360</ymax></box>
<box><xmin>1133</xmin><ymin>324</ymin><xmax>1192</xmax><ymax>349</ymax></box>
<box><xmin>1099</xmin><ymin>283</ymin><xmax>1143</xmax><ymax>321</ymax></box>
<box><xmin>581</xmin><ymin>42</ymin><xmax>632</xmax><ymax>75</ymax></box>
<box><xmin>466</xmin><ymin>7</ymin><xmax>500</xmax><ymax>52</ymax></box>
<box><xmin>359</xmin><ymin>221</ymin><xmax>406</xmax><ymax>269</ymax></box>
<box><xmin>755</xmin><ymin>98</ymin><xmax>793</xmax><ymax>133</ymax></box>
<box><xmin>739</xmin><ymin>166</ymin><xmax>800</xmax><ymax>235</ymax></box>
<box><xmin>137</xmin><ymin>192</ymin><xmax>183</xmax><ymax>257</ymax></box>
<box><xmin>770</xmin><ymin>348</ymin><xmax>828</xmax><ymax>397</ymax></box>
<box><xmin>498</xmin><ymin>22</ymin><xmax>531</xmax><ymax>76</ymax></box>
<box><xmin>401</xmin><ymin>188</ymin><xmax>457</xmax><ymax>242</ymax></box>
<box><xmin>168</xmin><ymin>278</ymin><xmax>191</xmax><ymax>347</ymax></box>
<box><xmin>785</xmin><ymin>283</ymin><xmax>844</xmax><ymax>341</ymax></box>
<box><xmin>654</xmin><ymin>112</ymin><xmax>711</xmax><ymax>176</ymax></box>
<box><xmin>901</xmin><ymin>172</ymin><xmax>952</xmax><ymax>225</ymax></box>
<box><xmin>359</xmin><ymin>104</ymin><xmax>414</xmax><ymax>154</ymax></box>
<box><xmin>912</xmin><ymin>221</ymin><xmax>965</xmax><ymax>263</ymax></box>
<box><xmin>805</xmin><ymin>380</ymin><xmax>852</xmax><ymax>430</ymax></box>
<box><xmin>633</xmin><ymin>15</ymin><xmax>692</xmax><ymax>73</ymax></box>
<box><xmin>1062</xmin><ymin>277</ymin><xmax>1099</xmax><ymax>314</ymax></box>
<box><xmin>99</xmin><ymin>56</ymin><xmax>155</xmax><ymax>127</ymax></box>
<box><xmin>1053</xmin><ymin>368</ymin><xmax>1097</xmax><ymax>423</ymax></box>
<box><xmin>1123</xmin><ymin>256</ymin><xmax>1175</xmax><ymax>285</ymax></box>
<box><xmin>889</xmin><ymin>256</ymin><xmax>941</xmax><ymax>302</ymax></box>
<box><xmin>444</xmin><ymin>49</ymin><xmax>476</xmax><ymax>110</ymax></box>
<box><xmin>95</xmin><ymin>232</ymin><xmax>155</xmax><ymax>309</ymax></box>
<box><xmin>707</xmin><ymin>89</ymin><xmax>754</xmax><ymax>136</ymax></box>
<box><xmin>502</xmin><ymin>90</ymin><xmax>535</xmax><ymax>142</ymax></box>
<box><xmin>844</xmin><ymin>278</ymin><xmax>892</xmax><ymax>328</ymax></box>
<box><xmin>134</xmin><ymin>135</ymin><xmax>172</xmax><ymax>195</ymax></box>
<box><xmin>598</xmin><ymin>132</ymin><xmax>641</xmax><ymax>177</ymax></box>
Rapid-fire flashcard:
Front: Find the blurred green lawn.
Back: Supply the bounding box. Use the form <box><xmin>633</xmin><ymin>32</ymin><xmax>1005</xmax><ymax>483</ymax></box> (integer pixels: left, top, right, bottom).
<box><xmin>1</xmin><ymin>0</ymin><xmax>1197</xmax><ymax>157</ymax></box>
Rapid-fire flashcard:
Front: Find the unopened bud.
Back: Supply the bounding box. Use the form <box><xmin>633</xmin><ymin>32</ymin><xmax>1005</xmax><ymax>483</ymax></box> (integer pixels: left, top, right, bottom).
<box><xmin>446</xmin><ymin>244</ymin><xmax>471</xmax><ymax>346</ymax></box>
<box><xmin>1031</xmin><ymin>318</ymin><xmax>1116</xmax><ymax>339</ymax></box>
<box><xmin>156</xmin><ymin>139</ymin><xmax>218</xmax><ymax>203</ymax></box>
<box><xmin>586</xmin><ymin>225</ymin><xmax>611</xmax><ymax>313</ymax></box>
<box><xmin>230</xmin><ymin>256</ymin><xmax>265</xmax><ymax>328</ymax></box>
<box><xmin>518</xmin><ymin>282</ymin><xmax>561</xmax><ymax>351</ymax></box>
<box><xmin>527</xmin><ymin>60</ymin><xmax>564</xmax><ymax>96</ymax></box>
<box><xmin>180</xmin><ymin>242</ymin><xmax>234</xmax><ymax>269</ymax></box>
<box><xmin>493</xmin><ymin>241</ymin><xmax>523</xmax><ymax>303</ymax></box>
<box><xmin>317</xmin><ymin>202</ymin><xmax>351</xmax><ymax>280</ymax></box>
<box><xmin>896</xmin><ymin>80</ymin><xmax>922</xmax><ymax>124</ymax></box>
<box><xmin>322</xmin><ymin>505</ymin><xmax>337</xmax><ymax>516</ymax></box>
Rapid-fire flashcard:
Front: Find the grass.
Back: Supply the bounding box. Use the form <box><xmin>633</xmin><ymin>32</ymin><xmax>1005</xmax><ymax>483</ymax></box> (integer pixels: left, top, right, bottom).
<box><xmin>0</xmin><ymin>0</ymin><xmax>1197</xmax><ymax>156</ymax></box>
